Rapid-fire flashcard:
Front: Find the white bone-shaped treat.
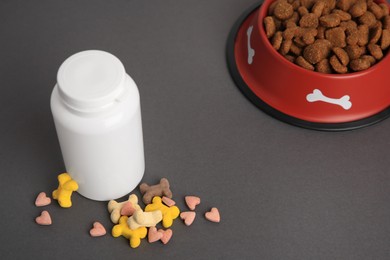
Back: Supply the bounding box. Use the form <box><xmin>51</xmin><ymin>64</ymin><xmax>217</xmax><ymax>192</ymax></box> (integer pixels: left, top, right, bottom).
<box><xmin>306</xmin><ymin>89</ymin><xmax>352</xmax><ymax>110</ymax></box>
<box><xmin>247</xmin><ymin>26</ymin><xmax>255</xmax><ymax>65</ymax></box>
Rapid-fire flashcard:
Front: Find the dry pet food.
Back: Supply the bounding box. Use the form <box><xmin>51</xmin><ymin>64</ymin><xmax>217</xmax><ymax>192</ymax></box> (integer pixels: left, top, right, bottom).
<box><xmin>35</xmin><ymin>210</ymin><xmax>52</xmax><ymax>226</ymax></box>
<box><xmin>139</xmin><ymin>178</ymin><xmax>173</xmax><ymax>204</ymax></box>
<box><xmin>264</xmin><ymin>0</ymin><xmax>390</xmax><ymax>73</ymax></box>
<box><xmin>90</xmin><ymin>222</ymin><xmax>106</xmax><ymax>237</ymax></box>
<box><xmin>35</xmin><ymin>192</ymin><xmax>51</xmax><ymax>207</ymax></box>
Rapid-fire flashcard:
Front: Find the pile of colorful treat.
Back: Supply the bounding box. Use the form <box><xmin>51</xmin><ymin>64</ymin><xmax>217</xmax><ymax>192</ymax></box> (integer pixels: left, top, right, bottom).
<box><xmin>34</xmin><ymin>174</ymin><xmax>220</xmax><ymax>248</ymax></box>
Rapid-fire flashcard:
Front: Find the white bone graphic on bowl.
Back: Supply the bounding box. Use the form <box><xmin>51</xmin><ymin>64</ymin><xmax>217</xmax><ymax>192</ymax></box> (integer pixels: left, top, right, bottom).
<box><xmin>306</xmin><ymin>89</ymin><xmax>352</xmax><ymax>110</ymax></box>
<box><xmin>247</xmin><ymin>26</ymin><xmax>255</xmax><ymax>65</ymax></box>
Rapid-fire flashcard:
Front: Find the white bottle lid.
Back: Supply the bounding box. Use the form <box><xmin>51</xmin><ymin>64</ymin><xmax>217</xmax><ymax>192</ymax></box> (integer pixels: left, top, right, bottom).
<box><xmin>57</xmin><ymin>50</ymin><xmax>126</xmax><ymax>112</ymax></box>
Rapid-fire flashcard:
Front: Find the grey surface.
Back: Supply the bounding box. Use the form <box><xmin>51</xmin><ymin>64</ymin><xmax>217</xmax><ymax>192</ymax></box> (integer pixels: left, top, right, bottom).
<box><xmin>1</xmin><ymin>0</ymin><xmax>390</xmax><ymax>259</ymax></box>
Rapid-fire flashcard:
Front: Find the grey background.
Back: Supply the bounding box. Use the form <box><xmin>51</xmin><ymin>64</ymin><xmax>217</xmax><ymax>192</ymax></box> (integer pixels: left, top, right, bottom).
<box><xmin>1</xmin><ymin>0</ymin><xmax>390</xmax><ymax>259</ymax></box>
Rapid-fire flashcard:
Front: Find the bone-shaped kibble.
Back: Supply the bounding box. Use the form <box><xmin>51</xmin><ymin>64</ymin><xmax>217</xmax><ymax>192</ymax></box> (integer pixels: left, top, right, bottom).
<box><xmin>127</xmin><ymin>209</ymin><xmax>163</xmax><ymax>230</ymax></box>
<box><xmin>112</xmin><ymin>216</ymin><xmax>147</xmax><ymax>248</ymax></box>
<box><xmin>52</xmin><ymin>173</ymin><xmax>78</xmax><ymax>208</ymax></box>
<box><xmin>247</xmin><ymin>26</ymin><xmax>255</xmax><ymax>65</ymax></box>
<box><xmin>306</xmin><ymin>89</ymin><xmax>352</xmax><ymax>110</ymax></box>
<box><xmin>145</xmin><ymin>196</ymin><xmax>180</xmax><ymax>228</ymax></box>
<box><xmin>108</xmin><ymin>194</ymin><xmax>141</xmax><ymax>224</ymax></box>
<box><xmin>139</xmin><ymin>178</ymin><xmax>173</xmax><ymax>204</ymax></box>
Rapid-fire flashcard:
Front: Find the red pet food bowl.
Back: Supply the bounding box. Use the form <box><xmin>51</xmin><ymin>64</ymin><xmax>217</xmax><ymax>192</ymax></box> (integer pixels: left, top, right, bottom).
<box><xmin>227</xmin><ymin>0</ymin><xmax>390</xmax><ymax>131</ymax></box>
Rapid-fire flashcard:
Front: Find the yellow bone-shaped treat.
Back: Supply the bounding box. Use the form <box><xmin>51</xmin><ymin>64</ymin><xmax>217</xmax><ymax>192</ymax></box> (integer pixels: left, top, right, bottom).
<box><xmin>112</xmin><ymin>216</ymin><xmax>147</xmax><ymax>248</ymax></box>
<box><xmin>108</xmin><ymin>194</ymin><xmax>141</xmax><ymax>224</ymax></box>
<box><xmin>52</xmin><ymin>173</ymin><xmax>78</xmax><ymax>208</ymax></box>
<box><xmin>127</xmin><ymin>209</ymin><xmax>162</xmax><ymax>230</ymax></box>
<box><xmin>145</xmin><ymin>196</ymin><xmax>180</xmax><ymax>228</ymax></box>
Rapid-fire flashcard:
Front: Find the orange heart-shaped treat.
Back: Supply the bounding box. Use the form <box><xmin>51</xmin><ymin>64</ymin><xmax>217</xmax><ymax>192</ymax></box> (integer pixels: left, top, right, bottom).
<box><xmin>205</xmin><ymin>207</ymin><xmax>220</xmax><ymax>223</ymax></box>
<box><xmin>35</xmin><ymin>210</ymin><xmax>52</xmax><ymax>225</ymax></box>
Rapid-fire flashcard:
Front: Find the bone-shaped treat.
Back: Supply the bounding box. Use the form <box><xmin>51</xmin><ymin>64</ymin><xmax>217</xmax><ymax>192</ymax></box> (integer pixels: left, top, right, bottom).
<box><xmin>247</xmin><ymin>26</ymin><xmax>255</xmax><ymax>65</ymax></box>
<box><xmin>139</xmin><ymin>178</ymin><xmax>172</xmax><ymax>204</ymax></box>
<box><xmin>306</xmin><ymin>89</ymin><xmax>352</xmax><ymax>110</ymax></box>
<box><xmin>52</xmin><ymin>173</ymin><xmax>78</xmax><ymax>208</ymax></box>
<box><xmin>108</xmin><ymin>194</ymin><xmax>141</xmax><ymax>224</ymax></box>
<box><xmin>127</xmin><ymin>209</ymin><xmax>162</xmax><ymax>230</ymax></box>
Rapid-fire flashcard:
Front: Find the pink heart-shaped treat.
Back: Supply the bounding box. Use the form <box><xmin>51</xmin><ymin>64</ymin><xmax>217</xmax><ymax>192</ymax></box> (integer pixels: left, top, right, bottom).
<box><xmin>120</xmin><ymin>202</ymin><xmax>135</xmax><ymax>216</ymax></box>
<box><xmin>185</xmin><ymin>196</ymin><xmax>200</xmax><ymax>210</ymax></box>
<box><xmin>205</xmin><ymin>207</ymin><xmax>220</xmax><ymax>223</ymax></box>
<box><xmin>35</xmin><ymin>192</ymin><xmax>51</xmax><ymax>207</ymax></box>
<box><xmin>89</xmin><ymin>222</ymin><xmax>106</xmax><ymax>237</ymax></box>
<box><xmin>162</xmin><ymin>196</ymin><xmax>176</xmax><ymax>207</ymax></box>
<box><xmin>158</xmin><ymin>229</ymin><xmax>173</xmax><ymax>244</ymax></box>
<box><xmin>35</xmin><ymin>210</ymin><xmax>52</xmax><ymax>225</ymax></box>
<box><xmin>180</xmin><ymin>211</ymin><xmax>196</xmax><ymax>226</ymax></box>
<box><xmin>148</xmin><ymin>226</ymin><xmax>163</xmax><ymax>243</ymax></box>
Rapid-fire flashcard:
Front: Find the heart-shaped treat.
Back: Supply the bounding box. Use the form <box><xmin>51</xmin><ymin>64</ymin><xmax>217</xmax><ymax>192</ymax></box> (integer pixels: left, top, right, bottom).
<box><xmin>162</xmin><ymin>196</ymin><xmax>176</xmax><ymax>207</ymax></box>
<box><xmin>148</xmin><ymin>226</ymin><xmax>163</xmax><ymax>243</ymax></box>
<box><xmin>180</xmin><ymin>211</ymin><xmax>196</xmax><ymax>226</ymax></box>
<box><xmin>35</xmin><ymin>210</ymin><xmax>52</xmax><ymax>225</ymax></box>
<box><xmin>158</xmin><ymin>229</ymin><xmax>173</xmax><ymax>244</ymax></box>
<box><xmin>35</xmin><ymin>192</ymin><xmax>51</xmax><ymax>207</ymax></box>
<box><xmin>185</xmin><ymin>196</ymin><xmax>200</xmax><ymax>210</ymax></box>
<box><xmin>89</xmin><ymin>222</ymin><xmax>106</xmax><ymax>237</ymax></box>
<box><xmin>205</xmin><ymin>207</ymin><xmax>220</xmax><ymax>223</ymax></box>
<box><xmin>120</xmin><ymin>202</ymin><xmax>135</xmax><ymax>216</ymax></box>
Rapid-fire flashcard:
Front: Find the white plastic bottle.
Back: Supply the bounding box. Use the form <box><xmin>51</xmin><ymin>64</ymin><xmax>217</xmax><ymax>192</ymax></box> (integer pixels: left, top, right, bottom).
<box><xmin>51</xmin><ymin>50</ymin><xmax>145</xmax><ymax>201</ymax></box>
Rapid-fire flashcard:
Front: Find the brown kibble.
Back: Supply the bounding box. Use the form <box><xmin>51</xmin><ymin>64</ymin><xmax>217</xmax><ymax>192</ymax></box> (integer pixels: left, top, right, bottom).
<box><xmin>349</xmin><ymin>0</ymin><xmax>367</xmax><ymax>18</ymax></box>
<box><xmin>359</xmin><ymin>11</ymin><xmax>377</xmax><ymax>28</ymax></box>
<box><xmin>357</xmin><ymin>24</ymin><xmax>369</xmax><ymax>46</ymax></box>
<box><xmin>345</xmin><ymin>45</ymin><xmax>365</xmax><ymax>59</ymax></box>
<box><xmin>381</xmin><ymin>29</ymin><xmax>390</xmax><ymax>50</ymax></box>
<box><xmin>300</xmin><ymin>13</ymin><xmax>319</xmax><ymax>28</ymax></box>
<box><xmin>285</xmin><ymin>11</ymin><xmax>300</xmax><ymax>25</ymax></box>
<box><xmin>265</xmin><ymin>0</ymin><xmax>388</xmax><ymax>74</ymax></box>
<box><xmin>340</xmin><ymin>20</ymin><xmax>358</xmax><ymax>31</ymax></box>
<box><xmin>368</xmin><ymin>2</ymin><xmax>384</xmax><ymax>19</ymax></box>
<box><xmin>332</xmin><ymin>9</ymin><xmax>352</xmax><ymax>21</ymax></box>
<box><xmin>268</xmin><ymin>0</ymin><xmax>279</xmax><ymax>15</ymax></box>
<box><xmin>290</xmin><ymin>42</ymin><xmax>303</xmax><ymax>55</ymax></box>
<box><xmin>330</xmin><ymin>55</ymin><xmax>348</xmax><ymax>73</ymax></box>
<box><xmin>294</xmin><ymin>36</ymin><xmax>307</xmax><ymax>47</ymax></box>
<box><xmin>299</xmin><ymin>0</ymin><xmax>315</xmax><ymax>9</ymax></box>
<box><xmin>323</xmin><ymin>0</ymin><xmax>337</xmax><ymax>14</ymax></box>
<box><xmin>296</xmin><ymin>55</ymin><xmax>315</xmax><ymax>70</ymax></box>
<box><xmin>316</xmin><ymin>58</ymin><xmax>333</xmax><ymax>73</ymax></box>
<box><xmin>264</xmin><ymin>16</ymin><xmax>276</xmax><ymax>38</ymax></box>
<box><xmin>383</xmin><ymin>16</ymin><xmax>390</xmax><ymax>29</ymax></box>
<box><xmin>367</xmin><ymin>43</ymin><xmax>383</xmax><ymax>59</ymax></box>
<box><xmin>333</xmin><ymin>47</ymin><xmax>350</xmax><ymax>66</ymax></box>
<box><xmin>350</xmin><ymin>58</ymin><xmax>371</xmax><ymax>71</ymax></box>
<box><xmin>369</xmin><ymin>21</ymin><xmax>382</xmax><ymax>44</ymax></box>
<box><xmin>337</xmin><ymin>0</ymin><xmax>356</xmax><ymax>12</ymax></box>
<box><xmin>361</xmin><ymin>55</ymin><xmax>376</xmax><ymax>65</ymax></box>
<box><xmin>303</xmin><ymin>39</ymin><xmax>332</xmax><ymax>64</ymax></box>
<box><xmin>283</xmin><ymin>27</ymin><xmax>298</xmax><ymax>40</ymax></box>
<box><xmin>312</xmin><ymin>1</ymin><xmax>326</xmax><ymax>17</ymax></box>
<box><xmin>379</xmin><ymin>3</ymin><xmax>389</xmax><ymax>17</ymax></box>
<box><xmin>319</xmin><ymin>14</ymin><xmax>341</xmax><ymax>27</ymax></box>
<box><xmin>280</xmin><ymin>39</ymin><xmax>293</xmax><ymax>55</ymax></box>
<box><xmin>298</xmin><ymin>6</ymin><xmax>309</xmax><ymax>16</ymax></box>
<box><xmin>292</xmin><ymin>0</ymin><xmax>301</xmax><ymax>10</ymax></box>
<box><xmin>272</xmin><ymin>31</ymin><xmax>284</xmax><ymax>50</ymax></box>
<box><xmin>274</xmin><ymin>0</ymin><xmax>294</xmax><ymax>20</ymax></box>
<box><xmin>346</xmin><ymin>28</ymin><xmax>359</xmax><ymax>45</ymax></box>
<box><xmin>284</xmin><ymin>54</ymin><xmax>296</xmax><ymax>63</ymax></box>
<box><xmin>325</xmin><ymin>27</ymin><xmax>347</xmax><ymax>47</ymax></box>
<box><xmin>317</xmin><ymin>26</ymin><xmax>326</xmax><ymax>39</ymax></box>
<box><xmin>301</xmin><ymin>28</ymin><xmax>318</xmax><ymax>44</ymax></box>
